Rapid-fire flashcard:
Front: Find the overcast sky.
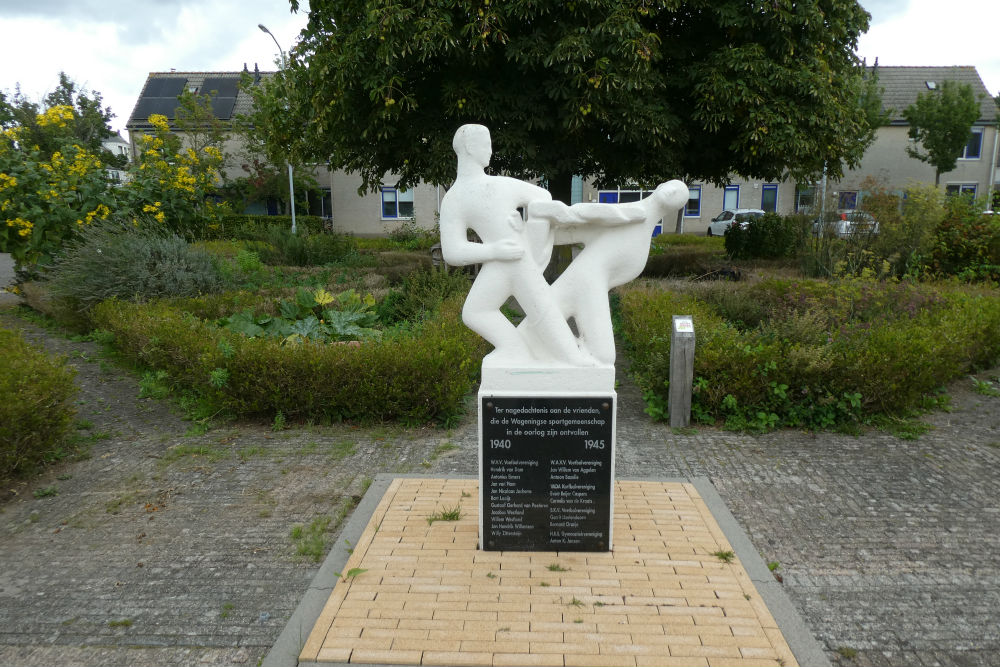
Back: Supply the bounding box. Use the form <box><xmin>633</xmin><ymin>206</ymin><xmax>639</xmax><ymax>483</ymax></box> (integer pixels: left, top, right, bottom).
<box><xmin>0</xmin><ymin>0</ymin><xmax>998</xmax><ymax>138</ymax></box>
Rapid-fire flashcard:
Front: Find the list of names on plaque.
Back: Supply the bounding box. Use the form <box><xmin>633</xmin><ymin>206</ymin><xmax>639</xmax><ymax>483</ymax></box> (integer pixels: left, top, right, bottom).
<box><xmin>482</xmin><ymin>396</ymin><xmax>614</xmax><ymax>551</ymax></box>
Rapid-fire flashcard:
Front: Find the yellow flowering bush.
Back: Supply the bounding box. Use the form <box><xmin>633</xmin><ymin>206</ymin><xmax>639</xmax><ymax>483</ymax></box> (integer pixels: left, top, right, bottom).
<box><xmin>119</xmin><ymin>113</ymin><xmax>229</xmax><ymax>238</ymax></box>
<box><xmin>0</xmin><ymin>126</ymin><xmax>111</xmax><ymax>268</ymax></box>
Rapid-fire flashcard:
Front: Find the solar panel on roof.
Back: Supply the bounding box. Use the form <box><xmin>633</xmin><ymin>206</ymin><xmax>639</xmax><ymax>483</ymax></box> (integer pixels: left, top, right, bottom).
<box><xmin>201</xmin><ymin>77</ymin><xmax>239</xmax><ymax>97</ymax></box>
<box><xmin>157</xmin><ymin>78</ymin><xmax>187</xmax><ymax>97</ymax></box>
<box><xmin>210</xmin><ymin>97</ymin><xmax>238</xmax><ymax>120</ymax></box>
<box><xmin>142</xmin><ymin>78</ymin><xmax>166</xmax><ymax>97</ymax></box>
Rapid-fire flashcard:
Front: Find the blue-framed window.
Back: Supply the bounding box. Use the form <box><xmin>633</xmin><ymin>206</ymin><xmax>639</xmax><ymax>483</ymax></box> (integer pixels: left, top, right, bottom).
<box><xmin>961</xmin><ymin>128</ymin><xmax>983</xmax><ymax>159</ymax></box>
<box><xmin>945</xmin><ymin>183</ymin><xmax>977</xmax><ymax>197</ymax></box>
<box><xmin>838</xmin><ymin>190</ymin><xmax>858</xmax><ymax>210</ymax></box>
<box><xmin>597</xmin><ymin>188</ymin><xmax>649</xmax><ymax>204</ymax></box>
<box><xmin>723</xmin><ymin>185</ymin><xmax>739</xmax><ymax>210</ymax></box>
<box><xmin>381</xmin><ymin>186</ymin><xmax>414</xmax><ymax>219</ymax></box>
<box><xmin>685</xmin><ymin>185</ymin><xmax>701</xmax><ymax>217</ymax></box>
<box><xmin>761</xmin><ymin>184</ymin><xmax>778</xmax><ymax>213</ymax></box>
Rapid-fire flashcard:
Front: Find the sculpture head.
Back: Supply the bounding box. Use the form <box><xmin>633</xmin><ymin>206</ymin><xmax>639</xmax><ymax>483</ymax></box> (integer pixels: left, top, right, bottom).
<box><xmin>453</xmin><ymin>124</ymin><xmax>492</xmax><ymax>168</ymax></box>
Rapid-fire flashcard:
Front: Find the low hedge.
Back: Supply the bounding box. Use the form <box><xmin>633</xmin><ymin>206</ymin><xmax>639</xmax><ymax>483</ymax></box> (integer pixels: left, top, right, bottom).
<box><xmin>208</xmin><ymin>214</ymin><xmax>328</xmax><ymax>239</ymax></box>
<box><xmin>0</xmin><ymin>327</ymin><xmax>78</xmax><ymax>477</ymax></box>
<box><xmin>91</xmin><ymin>295</ymin><xmax>487</xmax><ymax>424</ymax></box>
<box><xmin>619</xmin><ymin>279</ymin><xmax>1000</xmax><ymax>430</ymax></box>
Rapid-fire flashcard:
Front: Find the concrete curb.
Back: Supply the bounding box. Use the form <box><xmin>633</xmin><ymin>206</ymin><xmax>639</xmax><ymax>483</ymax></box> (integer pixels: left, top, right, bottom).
<box><xmin>271</xmin><ymin>473</ymin><xmax>829</xmax><ymax>667</ymax></box>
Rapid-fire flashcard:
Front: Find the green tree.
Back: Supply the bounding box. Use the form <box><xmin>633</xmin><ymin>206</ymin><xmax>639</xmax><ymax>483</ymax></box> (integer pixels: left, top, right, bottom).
<box><xmin>173</xmin><ymin>89</ymin><xmax>232</xmax><ymax>167</ymax></box>
<box><xmin>233</xmin><ymin>71</ymin><xmax>319</xmax><ymax>214</ymax></box>
<box><xmin>283</xmin><ymin>0</ymin><xmax>877</xmax><ymax>203</ymax></box>
<box><xmin>903</xmin><ymin>80</ymin><xmax>981</xmax><ymax>186</ymax></box>
<box><xmin>0</xmin><ymin>73</ymin><xmax>116</xmax><ymax>163</ymax></box>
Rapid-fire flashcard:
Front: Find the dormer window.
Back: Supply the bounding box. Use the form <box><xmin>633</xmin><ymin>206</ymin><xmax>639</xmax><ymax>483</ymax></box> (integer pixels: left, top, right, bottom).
<box><xmin>925</xmin><ymin>81</ymin><xmax>937</xmax><ymax>90</ymax></box>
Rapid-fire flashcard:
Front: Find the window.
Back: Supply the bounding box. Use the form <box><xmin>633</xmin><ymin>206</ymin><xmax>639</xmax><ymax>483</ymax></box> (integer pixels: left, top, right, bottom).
<box><xmin>761</xmin><ymin>185</ymin><xmax>778</xmax><ymax>213</ymax></box>
<box><xmin>597</xmin><ymin>188</ymin><xmax>651</xmax><ymax>204</ymax></box>
<box><xmin>795</xmin><ymin>185</ymin><xmax>815</xmax><ymax>213</ymax></box>
<box><xmin>838</xmin><ymin>191</ymin><xmax>858</xmax><ymax>210</ymax></box>
<box><xmin>381</xmin><ymin>186</ymin><xmax>413</xmax><ymax>219</ymax></box>
<box><xmin>945</xmin><ymin>183</ymin><xmax>977</xmax><ymax>197</ymax></box>
<box><xmin>723</xmin><ymin>185</ymin><xmax>739</xmax><ymax>210</ymax></box>
<box><xmin>961</xmin><ymin>128</ymin><xmax>983</xmax><ymax>160</ymax></box>
<box><xmin>685</xmin><ymin>186</ymin><xmax>701</xmax><ymax>217</ymax></box>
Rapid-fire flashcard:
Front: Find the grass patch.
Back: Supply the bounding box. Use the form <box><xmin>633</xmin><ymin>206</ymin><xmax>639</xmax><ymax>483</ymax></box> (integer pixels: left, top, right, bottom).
<box><xmin>290</xmin><ymin>515</ymin><xmax>333</xmax><ymax>562</ymax></box>
<box><xmin>426</xmin><ymin>504</ymin><xmax>462</xmax><ymax>525</ymax></box>
<box><xmin>712</xmin><ymin>550</ymin><xmax>735</xmax><ymax>563</ymax></box>
<box><xmin>160</xmin><ymin>444</ymin><xmax>228</xmax><ymax>465</ymax></box>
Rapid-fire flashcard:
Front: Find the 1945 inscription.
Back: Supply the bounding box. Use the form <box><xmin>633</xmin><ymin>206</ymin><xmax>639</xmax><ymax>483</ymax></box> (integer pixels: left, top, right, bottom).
<box><xmin>482</xmin><ymin>396</ymin><xmax>613</xmax><ymax>551</ymax></box>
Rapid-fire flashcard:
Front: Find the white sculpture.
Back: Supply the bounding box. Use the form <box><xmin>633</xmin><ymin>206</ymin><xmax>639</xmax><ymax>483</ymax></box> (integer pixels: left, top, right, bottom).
<box><xmin>440</xmin><ymin>124</ymin><xmax>688</xmax><ymax>368</ymax></box>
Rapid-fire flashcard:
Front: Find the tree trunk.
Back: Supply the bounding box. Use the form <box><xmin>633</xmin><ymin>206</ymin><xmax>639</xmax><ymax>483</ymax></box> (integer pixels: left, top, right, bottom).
<box><xmin>674</xmin><ymin>208</ymin><xmax>684</xmax><ymax>234</ymax></box>
<box><xmin>544</xmin><ymin>172</ymin><xmax>575</xmax><ymax>283</ymax></box>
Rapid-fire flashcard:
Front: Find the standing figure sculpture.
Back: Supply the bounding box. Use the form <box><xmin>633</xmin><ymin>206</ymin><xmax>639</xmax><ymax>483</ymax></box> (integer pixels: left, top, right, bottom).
<box><xmin>439</xmin><ymin>124</ymin><xmax>596</xmax><ymax>366</ymax></box>
<box><xmin>440</xmin><ymin>123</ymin><xmax>689</xmax><ymax>368</ymax></box>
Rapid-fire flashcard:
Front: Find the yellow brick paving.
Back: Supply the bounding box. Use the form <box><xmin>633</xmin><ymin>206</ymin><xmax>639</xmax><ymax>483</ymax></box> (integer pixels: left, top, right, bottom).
<box><xmin>300</xmin><ymin>478</ymin><xmax>798</xmax><ymax>667</ymax></box>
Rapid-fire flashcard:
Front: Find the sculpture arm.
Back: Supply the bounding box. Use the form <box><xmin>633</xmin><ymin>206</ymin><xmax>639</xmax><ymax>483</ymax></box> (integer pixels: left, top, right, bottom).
<box><xmin>528</xmin><ymin>200</ymin><xmax>646</xmax><ymax>227</ymax></box>
<box><xmin>440</xmin><ymin>218</ymin><xmax>523</xmax><ymax>266</ymax></box>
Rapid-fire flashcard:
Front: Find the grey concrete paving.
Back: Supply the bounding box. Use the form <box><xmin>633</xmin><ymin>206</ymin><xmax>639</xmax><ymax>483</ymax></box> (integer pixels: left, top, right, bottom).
<box><xmin>0</xmin><ymin>307</ymin><xmax>998</xmax><ymax>667</ymax></box>
<box><xmin>0</xmin><ymin>253</ymin><xmax>19</xmax><ymax>307</ymax></box>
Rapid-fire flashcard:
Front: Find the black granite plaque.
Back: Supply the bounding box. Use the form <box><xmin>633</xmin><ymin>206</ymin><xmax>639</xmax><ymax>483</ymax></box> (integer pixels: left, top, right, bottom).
<box><xmin>481</xmin><ymin>395</ymin><xmax>614</xmax><ymax>551</ymax></box>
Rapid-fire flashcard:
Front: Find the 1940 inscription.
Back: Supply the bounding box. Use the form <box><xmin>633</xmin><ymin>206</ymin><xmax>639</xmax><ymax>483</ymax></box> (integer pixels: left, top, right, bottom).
<box><xmin>482</xmin><ymin>396</ymin><xmax>614</xmax><ymax>551</ymax></box>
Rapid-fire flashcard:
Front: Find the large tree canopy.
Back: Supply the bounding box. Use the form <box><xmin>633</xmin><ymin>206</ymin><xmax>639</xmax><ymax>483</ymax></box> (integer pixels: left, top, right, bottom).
<box><xmin>284</xmin><ymin>0</ymin><xmax>877</xmax><ymax>199</ymax></box>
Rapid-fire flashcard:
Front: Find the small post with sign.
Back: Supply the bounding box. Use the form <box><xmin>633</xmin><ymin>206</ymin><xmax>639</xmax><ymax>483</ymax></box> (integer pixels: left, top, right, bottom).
<box><xmin>669</xmin><ymin>315</ymin><xmax>696</xmax><ymax>428</ymax></box>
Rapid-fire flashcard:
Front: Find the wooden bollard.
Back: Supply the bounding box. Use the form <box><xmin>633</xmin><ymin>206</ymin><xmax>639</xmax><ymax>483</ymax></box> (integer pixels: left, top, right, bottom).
<box><xmin>669</xmin><ymin>315</ymin><xmax>695</xmax><ymax>428</ymax></box>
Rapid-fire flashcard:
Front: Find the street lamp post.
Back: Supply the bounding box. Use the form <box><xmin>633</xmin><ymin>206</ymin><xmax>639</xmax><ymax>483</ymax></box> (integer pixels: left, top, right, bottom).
<box><xmin>258</xmin><ymin>23</ymin><xmax>296</xmax><ymax>235</ymax></box>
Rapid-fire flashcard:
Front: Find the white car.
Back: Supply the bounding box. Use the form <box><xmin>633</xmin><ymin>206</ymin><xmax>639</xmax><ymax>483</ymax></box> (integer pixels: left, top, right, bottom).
<box><xmin>706</xmin><ymin>209</ymin><xmax>765</xmax><ymax>236</ymax></box>
<box><xmin>812</xmin><ymin>210</ymin><xmax>879</xmax><ymax>238</ymax></box>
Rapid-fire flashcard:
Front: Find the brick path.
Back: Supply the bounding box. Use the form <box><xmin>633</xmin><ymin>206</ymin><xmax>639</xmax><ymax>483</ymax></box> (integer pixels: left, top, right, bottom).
<box><xmin>300</xmin><ymin>478</ymin><xmax>797</xmax><ymax>667</ymax></box>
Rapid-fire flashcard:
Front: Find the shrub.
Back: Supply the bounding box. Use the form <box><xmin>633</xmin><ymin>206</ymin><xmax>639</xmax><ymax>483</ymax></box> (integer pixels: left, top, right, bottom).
<box><xmin>256</xmin><ymin>227</ymin><xmax>359</xmax><ymax>266</ymax></box>
<box><xmin>0</xmin><ymin>125</ymin><xmax>111</xmax><ymax>269</ymax></box>
<box><xmin>43</xmin><ymin>222</ymin><xmax>223</xmax><ymax>319</ymax></box>
<box><xmin>208</xmin><ymin>214</ymin><xmax>328</xmax><ymax>240</ymax></box>
<box><xmin>643</xmin><ymin>235</ymin><xmax>727</xmax><ymax>278</ymax></box>
<box><xmin>0</xmin><ymin>327</ymin><xmax>77</xmax><ymax>477</ymax></box>
<box><xmin>620</xmin><ymin>279</ymin><xmax>1000</xmax><ymax>431</ymax></box>
<box><xmin>376</xmin><ymin>267</ymin><xmax>471</xmax><ymax>325</ymax></box>
<box><xmin>724</xmin><ymin>213</ymin><xmax>799</xmax><ymax>260</ymax></box>
<box><xmin>931</xmin><ymin>195</ymin><xmax>1000</xmax><ymax>281</ymax></box>
<box><xmin>91</xmin><ymin>294</ymin><xmax>487</xmax><ymax>424</ymax></box>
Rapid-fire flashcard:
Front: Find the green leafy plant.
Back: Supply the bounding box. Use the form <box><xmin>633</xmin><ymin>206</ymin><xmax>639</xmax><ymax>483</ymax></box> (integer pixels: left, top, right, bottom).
<box><xmin>33</xmin><ymin>485</ymin><xmax>59</xmax><ymax>498</ymax></box>
<box><xmin>333</xmin><ymin>567</ymin><xmax>368</xmax><ymax>582</ymax></box>
<box><xmin>0</xmin><ymin>327</ymin><xmax>77</xmax><ymax>477</ymax></box>
<box><xmin>713</xmin><ymin>550</ymin><xmax>735</xmax><ymax>563</ymax></box>
<box><xmin>970</xmin><ymin>376</ymin><xmax>1000</xmax><ymax>397</ymax></box>
<box><xmin>218</xmin><ymin>286</ymin><xmax>381</xmax><ymax>344</ymax></box>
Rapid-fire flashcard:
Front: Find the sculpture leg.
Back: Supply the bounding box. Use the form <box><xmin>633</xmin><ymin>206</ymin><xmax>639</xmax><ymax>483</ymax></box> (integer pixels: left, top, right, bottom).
<box><xmin>551</xmin><ymin>268</ymin><xmax>615</xmax><ymax>365</ymax></box>
<box><xmin>462</xmin><ymin>268</ymin><xmax>531</xmax><ymax>361</ymax></box>
<box><xmin>514</xmin><ymin>272</ymin><xmax>596</xmax><ymax>367</ymax></box>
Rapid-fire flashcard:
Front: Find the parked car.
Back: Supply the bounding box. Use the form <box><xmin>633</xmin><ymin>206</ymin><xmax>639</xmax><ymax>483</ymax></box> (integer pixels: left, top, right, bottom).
<box><xmin>706</xmin><ymin>209</ymin><xmax>765</xmax><ymax>236</ymax></box>
<box><xmin>811</xmin><ymin>210</ymin><xmax>879</xmax><ymax>238</ymax></box>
